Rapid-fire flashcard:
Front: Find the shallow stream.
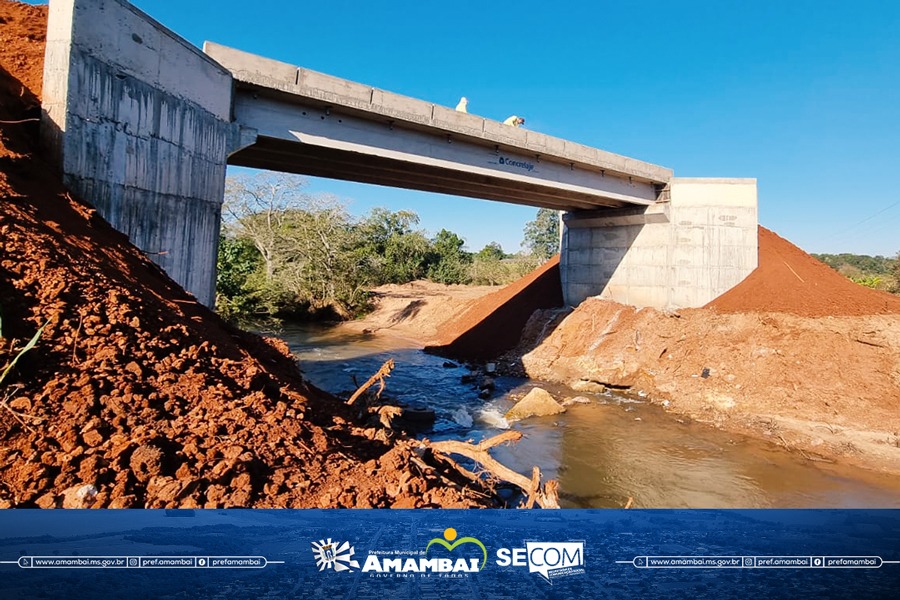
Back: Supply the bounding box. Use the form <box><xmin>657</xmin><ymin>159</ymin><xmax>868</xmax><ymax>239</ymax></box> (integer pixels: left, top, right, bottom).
<box><xmin>278</xmin><ymin>323</ymin><xmax>900</xmax><ymax>508</ymax></box>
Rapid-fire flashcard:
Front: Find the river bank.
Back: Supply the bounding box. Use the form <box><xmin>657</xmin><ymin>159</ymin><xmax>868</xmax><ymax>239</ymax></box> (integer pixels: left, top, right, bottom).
<box><xmin>347</xmin><ymin>233</ymin><xmax>900</xmax><ymax>479</ymax></box>
<box><xmin>281</xmin><ymin>322</ymin><xmax>900</xmax><ymax>507</ymax></box>
<box><xmin>511</xmin><ymin>301</ymin><xmax>900</xmax><ymax>478</ymax></box>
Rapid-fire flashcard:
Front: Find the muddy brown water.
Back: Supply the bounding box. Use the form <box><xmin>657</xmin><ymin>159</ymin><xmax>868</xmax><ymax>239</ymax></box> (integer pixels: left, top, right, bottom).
<box><xmin>279</xmin><ymin>324</ymin><xmax>900</xmax><ymax>509</ymax></box>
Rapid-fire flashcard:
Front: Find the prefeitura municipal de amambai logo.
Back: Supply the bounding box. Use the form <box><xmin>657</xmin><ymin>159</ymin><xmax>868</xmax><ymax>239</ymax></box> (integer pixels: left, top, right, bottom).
<box><xmin>311</xmin><ymin>538</ymin><xmax>360</xmax><ymax>572</ymax></box>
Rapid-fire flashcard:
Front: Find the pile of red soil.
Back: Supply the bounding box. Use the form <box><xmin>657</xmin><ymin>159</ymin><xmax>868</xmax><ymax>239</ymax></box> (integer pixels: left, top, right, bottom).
<box><xmin>428</xmin><ymin>224</ymin><xmax>900</xmax><ymax>362</ymax></box>
<box><xmin>0</xmin><ymin>1</ymin><xmax>44</xmax><ymax>95</ymax></box>
<box><xmin>0</xmin><ymin>1</ymin><xmax>488</xmax><ymax>509</ymax></box>
<box><xmin>707</xmin><ymin>227</ymin><xmax>900</xmax><ymax>316</ymax></box>
<box><xmin>426</xmin><ymin>256</ymin><xmax>563</xmax><ymax>359</ymax></box>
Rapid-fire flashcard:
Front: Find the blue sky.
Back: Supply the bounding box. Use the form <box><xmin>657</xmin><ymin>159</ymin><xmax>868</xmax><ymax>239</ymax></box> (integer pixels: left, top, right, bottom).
<box><xmin>124</xmin><ymin>0</ymin><xmax>899</xmax><ymax>256</ymax></box>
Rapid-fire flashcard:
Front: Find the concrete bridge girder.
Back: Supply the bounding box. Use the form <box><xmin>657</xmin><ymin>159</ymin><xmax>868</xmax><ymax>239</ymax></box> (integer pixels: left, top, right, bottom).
<box><xmin>227</xmin><ymin>93</ymin><xmax>660</xmax><ymax>211</ymax></box>
<box><xmin>204</xmin><ymin>42</ymin><xmax>670</xmax><ymax>212</ymax></box>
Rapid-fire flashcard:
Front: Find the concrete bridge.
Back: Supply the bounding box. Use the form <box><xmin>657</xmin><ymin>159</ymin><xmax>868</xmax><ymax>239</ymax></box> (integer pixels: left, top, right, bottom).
<box><xmin>205</xmin><ymin>42</ymin><xmax>669</xmax><ymax>212</ymax></box>
<box><xmin>41</xmin><ymin>0</ymin><xmax>757</xmax><ymax>310</ymax></box>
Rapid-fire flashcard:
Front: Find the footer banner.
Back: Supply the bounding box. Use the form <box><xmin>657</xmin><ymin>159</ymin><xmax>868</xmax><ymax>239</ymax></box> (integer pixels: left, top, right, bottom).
<box><xmin>0</xmin><ymin>510</ymin><xmax>897</xmax><ymax>598</ymax></box>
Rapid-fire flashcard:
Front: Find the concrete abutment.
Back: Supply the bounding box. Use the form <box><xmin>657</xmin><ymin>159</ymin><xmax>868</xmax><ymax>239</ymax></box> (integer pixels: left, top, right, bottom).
<box><xmin>41</xmin><ymin>0</ymin><xmax>233</xmax><ymax>306</ymax></box>
<box><xmin>561</xmin><ymin>178</ymin><xmax>758</xmax><ymax>308</ymax></box>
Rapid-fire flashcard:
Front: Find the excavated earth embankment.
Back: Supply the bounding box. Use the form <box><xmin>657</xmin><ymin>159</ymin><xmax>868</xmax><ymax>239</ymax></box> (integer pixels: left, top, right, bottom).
<box><xmin>0</xmin><ymin>1</ymin><xmax>492</xmax><ymax>509</ymax></box>
<box><xmin>496</xmin><ymin>229</ymin><xmax>900</xmax><ymax>475</ymax></box>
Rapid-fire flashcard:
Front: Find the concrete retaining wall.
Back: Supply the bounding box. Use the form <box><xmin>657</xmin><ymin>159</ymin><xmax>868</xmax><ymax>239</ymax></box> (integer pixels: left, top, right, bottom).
<box><xmin>41</xmin><ymin>0</ymin><xmax>233</xmax><ymax>306</ymax></box>
<box><xmin>561</xmin><ymin>178</ymin><xmax>758</xmax><ymax>309</ymax></box>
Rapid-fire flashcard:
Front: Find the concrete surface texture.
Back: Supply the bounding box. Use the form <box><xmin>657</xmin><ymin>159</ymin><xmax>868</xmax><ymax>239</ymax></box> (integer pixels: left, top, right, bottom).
<box><xmin>41</xmin><ymin>0</ymin><xmax>233</xmax><ymax>306</ymax></box>
<box><xmin>204</xmin><ymin>42</ymin><xmax>671</xmax><ymax>211</ymax></box>
<box><xmin>561</xmin><ymin>178</ymin><xmax>758</xmax><ymax>308</ymax></box>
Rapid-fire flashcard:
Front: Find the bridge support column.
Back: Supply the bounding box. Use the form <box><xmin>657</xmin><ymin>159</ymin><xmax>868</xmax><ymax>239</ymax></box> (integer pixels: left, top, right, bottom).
<box><xmin>560</xmin><ymin>178</ymin><xmax>758</xmax><ymax>309</ymax></box>
<box><xmin>41</xmin><ymin>0</ymin><xmax>234</xmax><ymax>307</ymax></box>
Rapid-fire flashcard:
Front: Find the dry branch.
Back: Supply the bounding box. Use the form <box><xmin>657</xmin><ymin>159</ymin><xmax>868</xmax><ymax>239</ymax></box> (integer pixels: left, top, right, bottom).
<box><xmin>426</xmin><ymin>431</ymin><xmax>560</xmax><ymax>509</ymax></box>
<box><xmin>525</xmin><ymin>466</ymin><xmax>540</xmax><ymax>509</ymax></box>
<box><xmin>347</xmin><ymin>359</ymin><xmax>394</xmax><ymax>406</ymax></box>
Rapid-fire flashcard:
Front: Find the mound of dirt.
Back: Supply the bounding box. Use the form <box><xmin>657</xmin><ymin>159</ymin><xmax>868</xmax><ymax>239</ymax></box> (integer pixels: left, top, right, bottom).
<box><xmin>0</xmin><ymin>0</ymin><xmax>490</xmax><ymax>509</ymax></box>
<box><xmin>426</xmin><ymin>256</ymin><xmax>564</xmax><ymax>359</ymax></box>
<box><xmin>341</xmin><ymin>280</ymin><xmax>499</xmax><ymax>342</ymax></box>
<box><xmin>707</xmin><ymin>227</ymin><xmax>900</xmax><ymax>316</ymax></box>
<box><xmin>0</xmin><ymin>1</ymin><xmax>44</xmax><ymax>99</ymax></box>
<box><xmin>518</xmin><ymin>298</ymin><xmax>900</xmax><ymax>474</ymax></box>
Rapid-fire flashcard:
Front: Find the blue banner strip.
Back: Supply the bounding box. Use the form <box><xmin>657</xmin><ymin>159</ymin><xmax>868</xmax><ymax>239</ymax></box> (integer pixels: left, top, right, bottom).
<box><xmin>0</xmin><ymin>509</ymin><xmax>897</xmax><ymax>598</ymax></box>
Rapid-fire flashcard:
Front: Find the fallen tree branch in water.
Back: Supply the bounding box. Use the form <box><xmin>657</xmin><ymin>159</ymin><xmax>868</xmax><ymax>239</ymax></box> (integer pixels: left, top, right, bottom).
<box><xmin>525</xmin><ymin>466</ymin><xmax>540</xmax><ymax>509</ymax></box>
<box><xmin>347</xmin><ymin>359</ymin><xmax>395</xmax><ymax>406</ymax></box>
<box><xmin>425</xmin><ymin>431</ymin><xmax>560</xmax><ymax>509</ymax></box>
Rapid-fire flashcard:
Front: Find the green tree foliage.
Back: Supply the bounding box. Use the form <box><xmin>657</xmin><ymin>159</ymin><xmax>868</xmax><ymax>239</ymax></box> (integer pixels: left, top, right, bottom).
<box><xmin>850</xmin><ymin>275</ymin><xmax>884</xmax><ymax>289</ymax></box>
<box><xmin>476</xmin><ymin>242</ymin><xmax>506</xmax><ymax>262</ymax></box>
<box><xmin>523</xmin><ymin>208</ymin><xmax>560</xmax><ymax>259</ymax></box>
<box><xmin>216</xmin><ymin>173</ymin><xmax>479</xmax><ymax>321</ymax></box>
<box><xmin>354</xmin><ymin>208</ymin><xmax>431</xmax><ymax>283</ymax></box>
<box><xmin>215</xmin><ymin>235</ymin><xmax>263</xmax><ymax>321</ymax></box>
<box><xmin>813</xmin><ymin>252</ymin><xmax>898</xmax><ymax>293</ymax></box>
<box><xmin>221</xmin><ymin>173</ymin><xmax>367</xmax><ymax>318</ymax></box>
<box><xmin>427</xmin><ymin>229</ymin><xmax>472</xmax><ymax>284</ymax></box>
<box><xmin>812</xmin><ymin>253</ymin><xmax>894</xmax><ymax>275</ymax></box>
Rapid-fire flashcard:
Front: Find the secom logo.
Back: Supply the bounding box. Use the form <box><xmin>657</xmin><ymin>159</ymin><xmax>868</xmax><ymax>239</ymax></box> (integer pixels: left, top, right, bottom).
<box><xmin>497</xmin><ymin>541</ymin><xmax>585</xmax><ymax>584</ymax></box>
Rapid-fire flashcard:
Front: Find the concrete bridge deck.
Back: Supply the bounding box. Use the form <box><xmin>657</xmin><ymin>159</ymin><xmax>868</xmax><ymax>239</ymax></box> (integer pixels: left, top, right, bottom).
<box><xmin>205</xmin><ymin>43</ymin><xmax>672</xmax><ymax>212</ymax></box>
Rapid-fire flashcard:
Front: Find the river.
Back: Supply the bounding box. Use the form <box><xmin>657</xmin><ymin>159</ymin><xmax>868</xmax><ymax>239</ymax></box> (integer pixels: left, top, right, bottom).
<box><xmin>277</xmin><ymin>323</ymin><xmax>900</xmax><ymax>509</ymax></box>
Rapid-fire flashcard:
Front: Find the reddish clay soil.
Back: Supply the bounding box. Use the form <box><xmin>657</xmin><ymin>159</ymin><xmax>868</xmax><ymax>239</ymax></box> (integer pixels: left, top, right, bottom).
<box><xmin>426</xmin><ymin>256</ymin><xmax>564</xmax><ymax>359</ymax></box>
<box><xmin>707</xmin><ymin>227</ymin><xmax>900</xmax><ymax>316</ymax></box>
<box><xmin>516</xmin><ymin>300</ymin><xmax>900</xmax><ymax>475</ymax></box>
<box><xmin>0</xmin><ymin>1</ymin><xmax>492</xmax><ymax>509</ymax></box>
<box><xmin>499</xmin><ymin>234</ymin><xmax>900</xmax><ymax>475</ymax></box>
<box><xmin>340</xmin><ymin>280</ymin><xmax>501</xmax><ymax>343</ymax></box>
<box><xmin>0</xmin><ymin>1</ymin><xmax>44</xmax><ymax>101</ymax></box>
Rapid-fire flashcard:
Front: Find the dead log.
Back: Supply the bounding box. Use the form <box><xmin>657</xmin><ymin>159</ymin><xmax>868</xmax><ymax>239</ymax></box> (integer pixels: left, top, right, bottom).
<box><xmin>525</xmin><ymin>467</ymin><xmax>540</xmax><ymax>509</ymax></box>
<box><xmin>347</xmin><ymin>359</ymin><xmax>395</xmax><ymax>406</ymax></box>
<box><xmin>425</xmin><ymin>431</ymin><xmax>560</xmax><ymax>509</ymax></box>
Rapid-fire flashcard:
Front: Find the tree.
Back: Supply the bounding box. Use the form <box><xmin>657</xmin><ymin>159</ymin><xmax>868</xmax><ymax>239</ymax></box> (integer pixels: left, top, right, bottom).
<box><xmin>220</xmin><ymin>172</ymin><xmax>370</xmax><ymax>318</ymax></box>
<box><xmin>354</xmin><ymin>208</ymin><xmax>431</xmax><ymax>283</ymax></box>
<box><xmin>427</xmin><ymin>229</ymin><xmax>472</xmax><ymax>284</ymax></box>
<box><xmin>277</xmin><ymin>199</ymin><xmax>359</xmax><ymax>312</ymax></box>
<box><xmin>813</xmin><ymin>253</ymin><xmax>893</xmax><ymax>275</ymax></box>
<box><xmin>381</xmin><ymin>232</ymin><xmax>432</xmax><ymax>283</ymax></box>
<box><xmin>217</xmin><ymin>172</ymin><xmax>484</xmax><ymax>319</ymax></box>
<box><xmin>476</xmin><ymin>242</ymin><xmax>505</xmax><ymax>262</ymax></box>
<box><xmin>215</xmin><ymin>235</ymin><xmax>263</xmax><ymax>320</ymax></box>
<box><xmin>523</xmin><ymin>208</ymin><xmax>560</xmax><ymax>259</ymax></box>
<box><xmin>223</xmin><ymin>172</ymin><xmax>309</xmax><ymax>281</ymax></box>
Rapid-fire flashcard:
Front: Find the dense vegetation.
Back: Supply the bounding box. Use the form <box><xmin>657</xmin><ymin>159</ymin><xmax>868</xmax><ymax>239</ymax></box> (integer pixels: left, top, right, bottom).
<box><xmin>813</xmin><ymin>252</ymin><xmax>899</xmax><ymax>292</ymax></box>
<box><xmin>215</xmin><ymin>173</ymin><xmax>555</xmax><ymax>322</ymax></box>
<box><xmin>523</xmin><ymin>208</ymin><xmax>560</xmax><ymax>259</ymax></box>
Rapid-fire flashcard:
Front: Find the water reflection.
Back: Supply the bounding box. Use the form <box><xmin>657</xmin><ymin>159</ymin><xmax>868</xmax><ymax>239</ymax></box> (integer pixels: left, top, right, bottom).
<box><xmin>277</xmin><ymin>323</ymin><xmax>900</xmax><ymax>509</ymax></box>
